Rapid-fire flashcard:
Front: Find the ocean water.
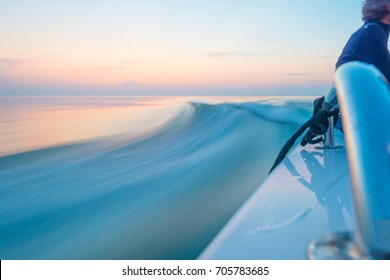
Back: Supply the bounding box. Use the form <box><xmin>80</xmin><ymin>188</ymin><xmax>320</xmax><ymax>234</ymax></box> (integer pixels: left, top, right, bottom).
<box><xmin>0</xmin><ymin>96</ymin><xmax>313</xmax><ymax>259</ymax></box>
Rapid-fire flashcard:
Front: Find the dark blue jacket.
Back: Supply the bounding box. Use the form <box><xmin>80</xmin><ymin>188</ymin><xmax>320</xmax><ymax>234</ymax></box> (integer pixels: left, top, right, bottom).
<box><xmin>336</xmin><ymin>20</ymin><xmax>390</xmax><ymax>82</ymax></box>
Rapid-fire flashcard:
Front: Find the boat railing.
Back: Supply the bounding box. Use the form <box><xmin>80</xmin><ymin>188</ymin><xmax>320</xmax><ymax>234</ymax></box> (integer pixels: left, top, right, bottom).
<box><xmin>334</xmin><ymin>62</ymin><xmax>390</xmax><ymax>259</ymax></box>
<box><xmin>321</xmin><ymin>87</ymin><xmax>342</xmax><ymax>149</ymax></box>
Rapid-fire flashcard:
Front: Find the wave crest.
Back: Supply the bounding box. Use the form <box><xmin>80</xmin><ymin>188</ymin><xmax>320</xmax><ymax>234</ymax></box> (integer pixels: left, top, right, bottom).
<box><xmin>0</xmin><ymin>98</ymin><xmax>312</xmax><ymax>259</ymax></box>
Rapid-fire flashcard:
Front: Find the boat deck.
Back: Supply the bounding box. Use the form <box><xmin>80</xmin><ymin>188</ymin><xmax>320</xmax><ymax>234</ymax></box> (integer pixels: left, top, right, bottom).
<box><xmin>200</xmin><ymin>131</ymin><xmax>355</xmax><ymax>259</ymax></box>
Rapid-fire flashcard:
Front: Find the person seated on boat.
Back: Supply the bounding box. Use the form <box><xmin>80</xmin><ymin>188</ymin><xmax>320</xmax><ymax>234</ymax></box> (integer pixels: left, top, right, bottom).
<box><xmin>336</xmin><ymin>0</ymin><xmax>390</xmax><ymax>82</ymax></box>
<box><xmin>335</xmin><ymin>0</ymin><xmax>390</xmax><ymax>131</ymax></box>
<box><xmin>272</xmin><ymin>1</ymin><xmax>389</xmax><ymax>165</ymax></box>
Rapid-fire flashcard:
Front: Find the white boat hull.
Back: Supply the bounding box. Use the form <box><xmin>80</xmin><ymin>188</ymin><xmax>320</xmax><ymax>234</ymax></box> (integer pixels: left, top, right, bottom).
<box><xmin>200</xmin><ymin>131</ymin><xmax>354</xmax><ymax>259</ymax></box>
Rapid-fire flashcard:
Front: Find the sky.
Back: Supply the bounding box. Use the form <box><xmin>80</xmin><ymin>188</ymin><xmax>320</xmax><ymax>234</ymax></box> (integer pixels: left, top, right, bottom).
<box><xmin>0</xmin><ymin>0</ymin><xmax>364</xmax><ymax>96</ymax></box>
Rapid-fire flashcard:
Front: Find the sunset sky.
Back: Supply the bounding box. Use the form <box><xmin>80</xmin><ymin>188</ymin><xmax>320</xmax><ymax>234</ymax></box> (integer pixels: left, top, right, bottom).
<box><xmin>0</xmin><ymin>0</ymin><xmax>363</xmax><ymax>96</ymax></box>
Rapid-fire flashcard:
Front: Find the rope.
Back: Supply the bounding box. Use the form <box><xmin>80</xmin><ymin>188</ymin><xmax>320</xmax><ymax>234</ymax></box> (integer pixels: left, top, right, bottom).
<box><xmin>268</xmin><ymin>97</ymin><xmax>339</xmax><ymax>174</ymax></box>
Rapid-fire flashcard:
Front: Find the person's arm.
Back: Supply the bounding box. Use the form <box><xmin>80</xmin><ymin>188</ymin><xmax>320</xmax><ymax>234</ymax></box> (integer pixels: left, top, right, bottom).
<box><xmin>357</xmin><ymin>25</ymin><xmax>390</xmax><ymax>82</ymax></box>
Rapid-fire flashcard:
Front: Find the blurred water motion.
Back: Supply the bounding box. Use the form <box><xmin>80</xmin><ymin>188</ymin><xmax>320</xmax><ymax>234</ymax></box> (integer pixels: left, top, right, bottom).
<box><xmin>0</xmin><ymin>96</ymin><xmax>311</xmax><ymax>259</ymax></box>
<box><xmin>0</xmin><ymin>96</ymin><xmax>182</xmax><ymax>156</ymax></box>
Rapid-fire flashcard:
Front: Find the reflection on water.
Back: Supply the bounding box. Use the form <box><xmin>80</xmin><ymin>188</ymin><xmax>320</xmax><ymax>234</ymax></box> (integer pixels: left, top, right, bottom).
<box><xmin>0</xmin><ymin>96</ymin><xmax>312</xmax><ymax>259</ymax></box>
<box><xmin>0</xmin><ymin>96</ymin><xmax>183</xmax><ymax>156</ymax></box>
